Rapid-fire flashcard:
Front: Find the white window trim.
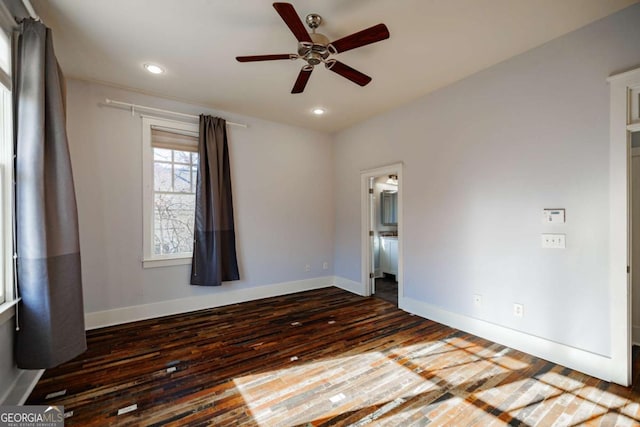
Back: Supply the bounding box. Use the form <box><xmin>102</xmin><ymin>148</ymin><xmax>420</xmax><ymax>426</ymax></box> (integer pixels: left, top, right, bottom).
<box><xmin>141</xmin><ymin>116</ymin><xmax>199</xmax><ymax>269</ymax></box>
<box><xmin>0</xmin><ymin>299</ymin><xmax>19</xmax><ymax>325</ymax></box>
<box><xmin>0</xmin><ymin>3</ymin><xmax>13</xmax><ymax>92</ymax></box>
<box><xmin>0</xmin><ymin>15</ymin><xmax>14</xmax><ymax>309</ymax></box>
<box><xmin>0</xmin><ymin>83</ymin><xmax>12</xmax><ymax>306</ymax></box>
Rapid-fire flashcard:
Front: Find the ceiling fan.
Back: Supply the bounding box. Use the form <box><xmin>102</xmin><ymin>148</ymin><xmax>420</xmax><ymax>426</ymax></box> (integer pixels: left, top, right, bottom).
<box><xmin>236</xmin><ymin>2</ymin><xmax>390</xmax><ymax>94</ymax></box>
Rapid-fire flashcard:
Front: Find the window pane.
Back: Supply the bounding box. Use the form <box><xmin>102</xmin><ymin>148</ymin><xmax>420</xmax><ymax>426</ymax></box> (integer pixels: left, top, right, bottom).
<box><xmin>154</xmin><ymin>162</ymin><xmax>172</xmax><ymax>191</ymax></box>
<box><xmin>174</xmin><ymin>150</ymin><xmax>191</xmax><ymax>164</ymax></box>
<box><xmin>153</xmin><ymin>193</ymin><xmax>195</xmax><ymax>255</ymax></box>
<box><xmin>174</xmin><ymin>165</ymin><xmax>192</xmax><ymax>192</ymax></box>
<box><xmin>154</xmin><ymin>148</ymin><xmax>172</xmax><ymax>162</ymax></box>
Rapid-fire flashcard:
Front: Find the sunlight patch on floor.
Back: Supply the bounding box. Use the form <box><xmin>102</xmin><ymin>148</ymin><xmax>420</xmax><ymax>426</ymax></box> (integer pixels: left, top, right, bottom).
<box><xmin>233</xmin><ymin>337</ymin><xmax>533</xmax><ymax>426</ymax></box>
<box><xmin>470</xmin><ymin>369</ymin><xmax>638</xmax><ymax>427</ymax></box>
<box><xmin>234</xmin><ymin>351</ymin><xmax>437</xmax><ymax>426</ymax></box>
<box><xmin>367</xmin><ymin>394</ymin><xmax>467</xmax><ymax>426</ymax></box>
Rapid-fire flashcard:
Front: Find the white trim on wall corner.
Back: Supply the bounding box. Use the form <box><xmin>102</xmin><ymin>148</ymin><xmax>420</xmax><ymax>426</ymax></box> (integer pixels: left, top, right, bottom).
<box><xmin>85</xmin><ymin>277</ymin><xmax>334</xmax><ymax>330</ymax></box>
<box><xmin>400</xmin><ymin>296</ymin><xmax>613</xmax><ymax>382</ymax></box>
<box><xmin>333</xmin><ymin>276</ymin><xmax>367</xmax><ymax>296</ymax></box>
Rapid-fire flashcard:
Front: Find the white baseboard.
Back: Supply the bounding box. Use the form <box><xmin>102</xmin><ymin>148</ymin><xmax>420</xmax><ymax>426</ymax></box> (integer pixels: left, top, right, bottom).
<box><xmin>333</xmin><ymin>276</ymin><xmax>367</xmax><ymax>296</ymax></box>
<box><xmin>0</xmin><ymin>368</ymin><xmax>44</xmax><ymax>405</ymax></box>
<box><xmin>85</xmin><ymin>276</ymin><xmax>333</xmax><ymax>330</ymax></box>
<box><xmin>400</xmin><ymin>296</ymin><xmax>613</xmax><ymax>382</ymax></box>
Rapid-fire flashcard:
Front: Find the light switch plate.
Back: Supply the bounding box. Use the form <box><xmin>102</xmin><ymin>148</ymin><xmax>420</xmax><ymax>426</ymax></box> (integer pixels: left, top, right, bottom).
<box><xmin>541</xmin><ymin>233</ymin><xmax>566</xmax><ymax>249</ymax></box>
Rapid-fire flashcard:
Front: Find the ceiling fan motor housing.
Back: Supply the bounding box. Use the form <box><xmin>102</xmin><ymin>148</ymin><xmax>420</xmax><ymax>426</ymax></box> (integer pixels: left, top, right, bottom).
<box><xmin>298</xmin><ymin>34</ymin><xmax>330</xmax><ymax>66</ymax></box>
<box><xmin>297</xmin><ymin>13</ymin><xmax>330</xmax><ymax>66</ymax></box>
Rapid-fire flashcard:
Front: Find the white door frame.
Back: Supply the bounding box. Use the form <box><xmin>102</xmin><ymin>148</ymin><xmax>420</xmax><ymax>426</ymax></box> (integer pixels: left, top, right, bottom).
<box><xmin>360</xmin><ymin>162</ymin><xmax>403</xmax><ymax>299</ymax></box>
<box><xmin>608</xmin><ymin>66</ymin><xmax>640</xmax><ymax>386</ymax></box>
<box><xmin>631</xmin><ymin>145</ymin><xmax>640</xmax><ymax>347</ymax></box>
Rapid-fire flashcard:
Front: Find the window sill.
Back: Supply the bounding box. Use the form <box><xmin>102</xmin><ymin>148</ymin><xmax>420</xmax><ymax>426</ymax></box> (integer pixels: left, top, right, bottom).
<box><xmin>143</xmin><ymin>255</ymin><xmax>192</xmax><ymax>269</ymax></box>
<box><xmin>0</xmin><ymin>298</ymin><xmax>20</xmax><ymax>325</ymax></box>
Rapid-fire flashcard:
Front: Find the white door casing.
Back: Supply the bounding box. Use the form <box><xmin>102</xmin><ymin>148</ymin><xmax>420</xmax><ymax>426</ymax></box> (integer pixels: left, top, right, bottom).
<box><xmin>631</xmin><ymin>145</ymin><xmax>640</xmax><ymax>345</ymax></box>
<box><xmin>369</xmin><ymin>177</ymin><xmax>376</xmax><ymax>294</ymax></box>
<box><xmin>360</xmin><ymin>163</ymin><xmax>403</xmax><ymax>299</ymax></box>
<box><xmin>607</xmin><ymin>66</ymin><xmax>640</xmax><ymax>386</ymax></box>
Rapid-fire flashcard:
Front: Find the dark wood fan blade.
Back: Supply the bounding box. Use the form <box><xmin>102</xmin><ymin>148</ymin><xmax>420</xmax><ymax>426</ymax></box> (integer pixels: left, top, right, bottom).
<box><xmin>326</xmin><ymin>61</ymin><xmax>372</xmax><ymax>86</ymax></box>
<box><xmin>329</xmin><ymin>23</ymin><xmax>389</xmax><ymax>54</ymax></box>
<box><xmin>236</xmin><ymin>54</ymin><xmax>294</xmax><ymax>62</ymax></box>
<box><xmin>273</xmin><ymin>3</ymin><xmax>312</xmax><ymax>43</ymax></box>
<box><xmin>291</xmin><ymin>67</ymin><xmax>313</xmax><ymax>93</ymax></box>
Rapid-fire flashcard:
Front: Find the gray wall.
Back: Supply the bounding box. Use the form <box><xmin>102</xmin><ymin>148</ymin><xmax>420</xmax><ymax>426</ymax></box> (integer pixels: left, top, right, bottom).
<box><xmin>333</xmin><ymin>4</ymin><xmax>640</xmax><ymax>357</ymax></box>
<box><xmin>66</xmin><ymin>80</ymin><xmax>334</xmax><ymax>314</ymax></box>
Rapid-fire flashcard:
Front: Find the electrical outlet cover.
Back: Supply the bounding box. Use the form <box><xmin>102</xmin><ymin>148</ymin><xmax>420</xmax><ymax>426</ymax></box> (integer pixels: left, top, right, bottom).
<box><xmin>513</xmin><ymin>303</ymin><xmax>524</xmax><ymax>318</ymax></box>
<box><xmin>541</xmin><ymin>234</ymin><xmax>566</xmax><ymax>249</ymax></box>
<box><xmin>473</xmin><ymin>294</ymin><xmax>482</xmax><ymax>307</ymax></box>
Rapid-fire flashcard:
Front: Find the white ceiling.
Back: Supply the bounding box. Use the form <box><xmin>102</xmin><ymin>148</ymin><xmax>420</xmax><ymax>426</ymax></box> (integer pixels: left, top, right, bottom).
<box><xmin>32</xmin><ymin>0</ymin><xmax>637</xmax><ymax>132</ymax></box>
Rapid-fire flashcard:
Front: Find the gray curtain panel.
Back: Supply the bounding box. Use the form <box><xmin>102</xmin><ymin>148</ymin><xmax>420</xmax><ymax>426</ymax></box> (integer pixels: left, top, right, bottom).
<box><xmin>14</xmin><ymin>19</ymin><xmax>86</xmax><ymax>368</ymax></box>
<box><xmin>191</xmin><ymin>115</ymin><xmax>240</xmax><ymax>286</ymax></box>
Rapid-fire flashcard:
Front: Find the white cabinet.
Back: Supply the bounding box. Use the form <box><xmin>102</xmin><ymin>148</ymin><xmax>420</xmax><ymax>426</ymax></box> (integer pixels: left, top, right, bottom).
<box><xmin>380</xmin><ymin>237</ymin><xmax>398</xmax><ymax>276</ymax></box>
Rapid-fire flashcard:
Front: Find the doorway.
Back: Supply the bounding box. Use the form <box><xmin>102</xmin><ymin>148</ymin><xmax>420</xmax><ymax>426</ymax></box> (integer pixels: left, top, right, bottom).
<box><xmin>631</xmin><ymin>132</ymin><xmax>640</xmax><ymax>349</ymax></box>
<box><xmin>360</xmin><ymin>163</ymin><xmax>403</xmax><ymax>306</ymax></box>
<box><xmin>608</xmin><ymin>67</ymin><xmax>640</xmax><ymax>386</ymax></box>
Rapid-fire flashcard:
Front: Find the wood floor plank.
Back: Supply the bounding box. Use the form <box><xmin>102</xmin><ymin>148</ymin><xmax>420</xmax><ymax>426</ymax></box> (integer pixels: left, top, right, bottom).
<box><xmin>26</xmin><ymin>287</ymin><xmax>640</xmax><ymax>426</ymax></box>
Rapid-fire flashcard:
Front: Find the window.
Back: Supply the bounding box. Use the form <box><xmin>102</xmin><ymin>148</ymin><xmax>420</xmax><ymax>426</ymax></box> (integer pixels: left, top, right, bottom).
<box><xmin>0</xmin><ymin>25</ymin><xmax>12</xmax><ymax>306</ymax></box>
<box><xmin>152</xmin><ymin>131</ymin><xmax>198</xmax><ymax>255</ymax></box>
<box><xmin>142</xmin><ymin>117</ymin><xmax>199</xmax><ymax>268</ymax></box>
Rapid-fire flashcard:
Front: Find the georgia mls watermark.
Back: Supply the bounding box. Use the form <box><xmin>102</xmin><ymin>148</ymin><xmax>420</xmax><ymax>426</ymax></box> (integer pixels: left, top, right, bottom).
<box><xmin>0</xmin><ymin>406</ymin><xmax>64</xmax><ymax>427</ymax></box>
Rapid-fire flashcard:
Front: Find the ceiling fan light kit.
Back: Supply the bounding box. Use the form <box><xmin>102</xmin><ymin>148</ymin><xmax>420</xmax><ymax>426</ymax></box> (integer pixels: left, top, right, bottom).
<box><xmin>236</xmin><ymin>2</ymin><xmax>389</xmax><ymax>94</ymax></box>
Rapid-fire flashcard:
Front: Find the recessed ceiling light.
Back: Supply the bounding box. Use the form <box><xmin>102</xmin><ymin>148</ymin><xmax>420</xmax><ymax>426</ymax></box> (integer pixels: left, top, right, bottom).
<box><xmin>144</xmin><ymin>63</ymin><xmax>164</xmax><ymax>74</ymax></box>
<box><xmin>312</xmin><ymin>108</ymin><xmax>326</xmax><ymax>116</ymax></box>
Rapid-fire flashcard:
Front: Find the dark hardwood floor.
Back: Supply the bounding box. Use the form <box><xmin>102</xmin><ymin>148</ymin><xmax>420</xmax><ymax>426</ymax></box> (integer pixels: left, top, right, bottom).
<box><xmin>373</xmin><ymin>276</ymin><xmax>397</xmax><ymax>306</ymax></box>
<box><xmin>27</xmin><ymin>287</ymin><xmax>640</xmax><ymax>426</ymax></box>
